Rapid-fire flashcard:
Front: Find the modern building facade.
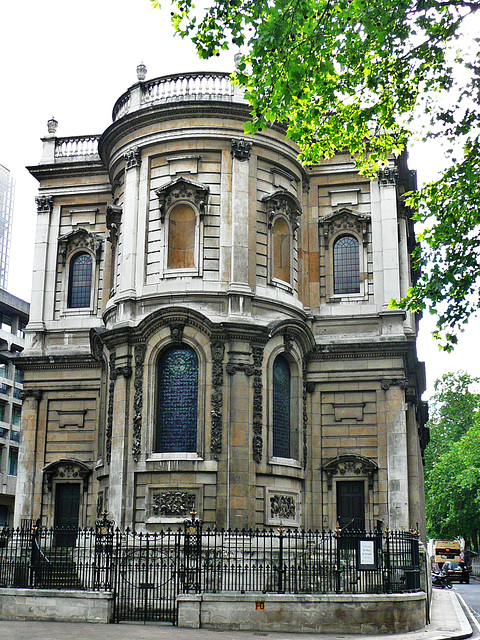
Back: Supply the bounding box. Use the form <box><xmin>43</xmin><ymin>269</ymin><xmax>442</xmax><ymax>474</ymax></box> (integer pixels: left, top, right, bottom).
<box><xmin>0</xmin><ymin>164</ymin><xmax>14</xmax><ymax>290</ymax></box>
<box><xmin>0</xmin><ymin>289</ymin><xmax>29</xmax><ymax>525</ymax></box>
<box><xmin>15</xmin><ymin>68</ymin><xmax>428</xmax><ymax>537</ymax></box>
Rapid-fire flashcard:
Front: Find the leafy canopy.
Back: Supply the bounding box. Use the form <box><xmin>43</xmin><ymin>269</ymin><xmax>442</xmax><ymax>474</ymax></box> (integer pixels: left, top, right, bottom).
<box><xmin>152</xmin><ymin>0</ymin><xmax>480</xmax><ymax>348</ymax></box>
<box><xmin>424</xmin><ymin>372</ymin><xmax>480</xmax><ymax>545</ymax></box>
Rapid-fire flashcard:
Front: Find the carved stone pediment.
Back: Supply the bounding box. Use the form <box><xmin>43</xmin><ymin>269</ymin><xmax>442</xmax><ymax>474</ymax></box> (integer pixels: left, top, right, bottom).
<box><xmin>154</xmin><ymin>176</ymin><xmax>209</xmax><ymax>222</ymax></box>
<box><xmin>262</xmin><ymin>189</ymin><xmax>302</xmax><ymax>235</ymax></box>
<box><xmin>322</xmin><ymin>454</ymin><xmax>378</xmax><ymax>489</ymax></box>
<box><xmin>58</xmin><ymin>228</ymin><xmax>103</xmax><ymax>265</ymax></box>
<box><xmin>43</xmin><ymin>458</ymin><xmax>92</xmax><ymax>493</ymax></box>
<box><xmin>319</xmin><ymin>208</ymin><xmax>370</xmax><ymax>246</ymax></box>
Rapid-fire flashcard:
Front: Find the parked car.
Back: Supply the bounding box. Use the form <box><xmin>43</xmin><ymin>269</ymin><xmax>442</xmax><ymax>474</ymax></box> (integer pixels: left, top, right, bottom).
<box><xmin>442</xmin><ymin>561</ymin><xmax>470</xmax><ymax>583</ymax></box>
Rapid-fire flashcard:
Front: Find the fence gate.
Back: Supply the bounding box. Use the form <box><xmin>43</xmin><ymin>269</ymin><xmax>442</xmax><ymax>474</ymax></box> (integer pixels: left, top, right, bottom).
<box><xmin>114</xmin><ymin>529</ymin><xmax>182</xmax><ymax>624</ymax></box>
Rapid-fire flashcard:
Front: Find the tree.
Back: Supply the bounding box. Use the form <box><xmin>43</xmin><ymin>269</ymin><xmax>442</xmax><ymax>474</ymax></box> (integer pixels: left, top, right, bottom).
<box><xmin>152</xmin><ymin>0</ymin><xmax>480</xmax><ymax>348</ymax></box>
<box><xmin>424</xmin><ymin>372</ymin><xmax>480</xmax><ymax>548</ymax></box>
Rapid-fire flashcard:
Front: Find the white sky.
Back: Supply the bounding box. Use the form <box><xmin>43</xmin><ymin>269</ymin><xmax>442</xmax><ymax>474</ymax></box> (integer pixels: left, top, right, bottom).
<box><xmin>1</xmin><ymin>0</ymin><xmax>479</xmax><ymax>398</ymax></box>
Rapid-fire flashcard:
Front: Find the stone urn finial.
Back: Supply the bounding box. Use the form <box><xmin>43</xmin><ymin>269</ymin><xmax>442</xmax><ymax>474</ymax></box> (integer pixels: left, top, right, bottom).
<box><xmin>47</xmin><ymin>117</ymin><xmax>58</xmax><ymax>135</ymax></box>
<box><xmin>234</xmin><ymin>52</ymin><xmax>242</xmax><ymax>71</ymax></box>
<box><xmin>137</xmin><ymin>62</ymin><xmax>147</xmax><ymax>82</ymax></box>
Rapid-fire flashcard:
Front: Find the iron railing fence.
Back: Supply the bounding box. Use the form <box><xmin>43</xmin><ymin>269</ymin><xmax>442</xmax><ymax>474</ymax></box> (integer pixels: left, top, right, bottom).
<box><xmin>0</xmin><ymin>523</ymin><xmax>421</xmax><ymax>597</ymax></box>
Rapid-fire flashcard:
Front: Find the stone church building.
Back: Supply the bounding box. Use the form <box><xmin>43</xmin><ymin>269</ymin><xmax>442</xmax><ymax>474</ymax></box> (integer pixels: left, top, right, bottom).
<box><xmin>15</xmin><ymin>68</ymin><xmax>428</xmax><ymax>535</ymax></box>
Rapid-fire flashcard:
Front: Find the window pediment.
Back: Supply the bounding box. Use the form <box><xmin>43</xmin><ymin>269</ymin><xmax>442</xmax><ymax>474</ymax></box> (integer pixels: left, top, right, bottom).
<box><xmin>263</xmin><ymin>189</ymin><xmax>302</xmax><ymax>235</ymax></box>
<box><xmin>58</xmin><ymin>228</ymin><xmax>103</xmax><ymax>265</ymax></box>
<box><xmin>155</xmin><ymin>177</ymin><xmax>209</xmax><ymax>223</ymax></box>
<box><xmin>319</xmin><ymin>208</ymin><xmax>370</xmax><ymax>246</ymax></box>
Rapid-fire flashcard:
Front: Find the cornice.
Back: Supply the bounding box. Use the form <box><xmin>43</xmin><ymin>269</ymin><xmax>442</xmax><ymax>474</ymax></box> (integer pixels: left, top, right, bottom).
<box><xmin>17</xmin><ymin>353</ymin><xmax>100</xmax><ymax>371</ymax></box>
<box><xmin>27</xmin><ymin>160</ymin><xmax>107</xmax><ymax>181</ymax></box>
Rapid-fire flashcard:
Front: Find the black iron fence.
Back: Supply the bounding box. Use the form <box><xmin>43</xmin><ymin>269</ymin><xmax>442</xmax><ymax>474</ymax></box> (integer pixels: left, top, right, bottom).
<box><xmin>0</xmin><ymin>519</ymin><xmax>421</xmax><ymax>623</ymax></box>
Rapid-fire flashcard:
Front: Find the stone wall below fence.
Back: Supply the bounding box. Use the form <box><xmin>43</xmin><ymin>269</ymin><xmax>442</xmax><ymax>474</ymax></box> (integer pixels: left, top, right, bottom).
<box><xmin>0</xmin><ymin>589</ymin><xmax>114</xmax><ymax>623</ymax></box>
<box><xmin>178</xmin><ymin>592</ymin><xmax>427</xmax><ymax>634</ymax></box>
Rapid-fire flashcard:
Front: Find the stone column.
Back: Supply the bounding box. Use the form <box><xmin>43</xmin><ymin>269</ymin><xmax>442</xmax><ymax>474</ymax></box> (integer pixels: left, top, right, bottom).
<box><xmin>117</xmin><ymin>147</ymin><xmax>141</xmax><ymax>308</ymax></box>
<box><xmin>225</xmin><ymin>341</ymin><xmax>256</xmax><ymax>529</ymax></box>
<box><xmin>383</xmin><ymin>380</ymin><xmax>409</xmax><ymax>530</ymax></box>
<box><xmin>228</xmin><ymin>139</ymin><xmax>253</xmax><ymax>301</ymax></box>
<box><xmin>14</xmin><ymin>390</ymin><xmax>42</xmax><ymax>526</ymax></box>
<box><xmin>107</xmin><ymin>351</ymin><xmax>132</xmax><ymax>530</ymax></box>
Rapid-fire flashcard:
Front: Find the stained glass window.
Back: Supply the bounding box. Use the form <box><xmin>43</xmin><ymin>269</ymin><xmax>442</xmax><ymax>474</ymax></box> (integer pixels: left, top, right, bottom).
<box><xmin>333</xmin><ymin>235</ymin><xmax>360</xmax><ymax>294</ymax></box>
<box><xmin>156</xmin><ymin>345</ymin><xmax>198</xmax><ymax>453</ymax></box>
<box><xmin>68</xmin><ymin>252</ymin><xmax>92</xmax><ymax>308</ymax></box>
<box><xmin>273</xmin><ymin>354</ymin><xmax>291</xmax><ymax>458</ymax></box>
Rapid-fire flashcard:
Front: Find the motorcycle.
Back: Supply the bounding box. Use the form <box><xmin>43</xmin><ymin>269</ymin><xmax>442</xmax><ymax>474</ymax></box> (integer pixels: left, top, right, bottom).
<box><xmin>432</xmin><ymin>571</ymin><xmax>452</xmax><ymax>589</ymax></box>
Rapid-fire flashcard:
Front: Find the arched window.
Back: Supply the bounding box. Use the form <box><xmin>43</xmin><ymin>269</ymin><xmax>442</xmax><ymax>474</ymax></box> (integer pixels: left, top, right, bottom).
<box><xmin>167</xmin><ymin>204</ymin><xmax>196</xmax><ymax>270</ymax></box>
<box><xmin>333</xmin><ymin>235</ymin><xmax>360</xmax><ymax>294</ymax></box>
<box><xmin>273</xmin><ymin>217</ymin><xmax>291</xmax><ymax>284</ymax></box>
<box><xmin>156</xmin><ymin>345</ymin><xmax>198</xmax><ymax>453</ymax></box>
<box><xmin>68</xmin><ymin>252</ymin><xmax>93</xmax><ymax>308</ymax></box>
<box><xmin>273</xmin><ymin>354</ymin><xmax>291</xmax><ymax>458</ymax></box>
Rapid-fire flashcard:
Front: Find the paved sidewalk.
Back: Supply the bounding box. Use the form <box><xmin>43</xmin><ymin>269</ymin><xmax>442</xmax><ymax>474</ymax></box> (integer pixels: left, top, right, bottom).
<box><xmin>0</xmin><ymin>589</ymin><xmax>472</xmax><ymax>640</ymax></box>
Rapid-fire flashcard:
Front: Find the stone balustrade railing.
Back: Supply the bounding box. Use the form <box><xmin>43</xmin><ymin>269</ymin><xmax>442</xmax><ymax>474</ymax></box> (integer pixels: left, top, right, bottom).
<box><xmin>113</xmin><ymin>71</ymin><xmax>242</xmax><ymax>122</ymax></box>
<box><xmin>54</xmin><ymin>136</ymin><xmax>100</xmax><ymax>159</ymax></box>
<box><xmin>41</xmin><ymin>73</ymin><xmax>243</xmax><ymax>163</ymax></box>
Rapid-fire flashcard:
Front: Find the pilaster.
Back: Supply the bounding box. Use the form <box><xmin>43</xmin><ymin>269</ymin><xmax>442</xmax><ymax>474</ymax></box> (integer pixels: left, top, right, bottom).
<box><xmin>27</xmin><ymin>197</ymin><xmax>53</xmax><ymax>342</ymax></box>
<box><xmin>383</xmin><ymin>381</ymin><xmax>409</xmax><ymax>530</ymax></box>
<box><xmin>14</xmin><ymin>390</ymin><xmax>43</xmax><ymax>526</ymax></box>
<box><xmin>228</xmin><ymin>139</ymin><xmax>253</xmax><ymax>305</ymax></box>
<box><xmin>117</xmin><ymin>147</ymin><xmax>141</xmax><ymax>303</ymax></box>
<box><xmin>225</xmin><ymin>340</ymin><xmax>256</xmax><ymax>529</ymax></box>
<box><xmin>370</xmin><ymin>170</ymin><xmax>401</xmax><ymax>310</ymax></box>
<box><xmin>107</xmin><ymin>350</ymin><xmax>132</xmax><ymax>530</ymax></box>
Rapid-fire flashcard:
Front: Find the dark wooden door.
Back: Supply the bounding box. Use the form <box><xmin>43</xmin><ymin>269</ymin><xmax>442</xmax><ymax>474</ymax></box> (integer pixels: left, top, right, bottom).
<box><xmin>336</xmin><ymin>481</ymin><xmax>365</xmax><ymax>531</ymax></box>
<box><xmin>54</xmin><ymin>483</ymin><xmax>80</xmax><ymax>547</ymax></box>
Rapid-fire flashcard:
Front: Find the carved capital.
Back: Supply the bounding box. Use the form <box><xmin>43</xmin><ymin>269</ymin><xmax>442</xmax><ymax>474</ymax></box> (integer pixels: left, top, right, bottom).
<box><xmin>18</xmin><ymin>389</ymin><xmax>43</xmax><ymax>402</ymax></box>
<box><xmin>115</xmin><ymin>365</ymin><xmax>132</xmax><ymax>379</ymax></box>
<box><xmin>124</xmin><ymin>146</ymin><xmax>140</xmax><ymax>169</ymax></box>
<box><xmin>377</xmin><ymin>166</ymin><xmax>398</xmax><ymax>186</ymax></box>
<box><xmin>36</xmin><ymin>196</ymin><xmax>53</xmax><ymax>215</ymax></box>
<box><xmin>381</xmin><ymin>378</ymin><xmax>408</xmax><ymax>391</ymax></box>
<box><xmin>231</xmin><ymin>138</ymin><xmax>252</xmax><ymax>161</ymax></box>
<box><xmin>226</xmin><ymin>362</ymin><xmax>254</xmax><ymax>376</ymax></box>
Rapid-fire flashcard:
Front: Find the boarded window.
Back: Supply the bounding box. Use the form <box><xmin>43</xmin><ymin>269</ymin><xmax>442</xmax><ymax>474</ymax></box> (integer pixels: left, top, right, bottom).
<box><xmin>167</xmin><ymin>204</ymin><xmax>196</xmax><ymax>269</ymax></box>
<box><xmin>273</xmin><ymin>218</ymin><xmax>291</xmax><ymax>283</ymax></box>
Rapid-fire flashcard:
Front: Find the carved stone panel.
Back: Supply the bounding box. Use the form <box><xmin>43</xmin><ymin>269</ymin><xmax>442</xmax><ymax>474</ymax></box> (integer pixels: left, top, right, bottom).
<box><xmin>266</xmin><ymin>489</ymin><xmax>300</xmax><ymax>526</ymax></box>
<box><xmin>210</xmin><ymin>341</ymin><xmax>225</xmax><ymax>458</ymax></box>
